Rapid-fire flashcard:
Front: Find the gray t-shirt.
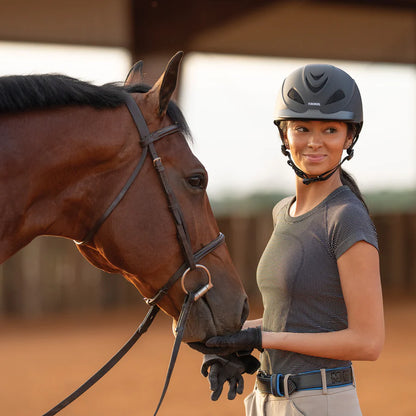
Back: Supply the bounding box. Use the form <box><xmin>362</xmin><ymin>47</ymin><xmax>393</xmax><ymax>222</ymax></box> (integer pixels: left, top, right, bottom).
<box><xmin>257</xmin><ymin>186</ymin><xmax>378</xmax><ymax>375</ymax></box>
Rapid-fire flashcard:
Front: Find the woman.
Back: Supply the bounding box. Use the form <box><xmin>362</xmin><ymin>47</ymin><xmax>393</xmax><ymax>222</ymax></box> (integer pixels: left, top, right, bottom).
<box><xmin>201</xmin><ymin>64</ymin><xmax>385</xmax><ymax>416</ymax></box>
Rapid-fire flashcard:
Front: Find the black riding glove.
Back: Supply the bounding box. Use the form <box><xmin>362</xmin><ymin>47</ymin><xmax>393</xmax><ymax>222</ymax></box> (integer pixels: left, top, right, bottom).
<box><xmin>205</xmin><ymin>327</ymin><xmax>263</xmax><ymax>356</ymax></box>
<box><xmin>201</xmin><ymin>353</ymin><xmax>260</xmax><ymax>401</ymax></box>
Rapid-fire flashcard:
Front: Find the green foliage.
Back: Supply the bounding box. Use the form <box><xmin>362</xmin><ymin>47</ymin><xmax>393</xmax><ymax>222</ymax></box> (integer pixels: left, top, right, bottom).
<box><xmin>211</xmin><ymin>191</ymin><xmax>289</xmax><ymax>216</ymax></box>
<box><xmin>364</xmin><ymin>189</ymin><xmax>416</xmax><ymax>213</ymax></box>
<box><xmin>211</xmin><ymin>189</ymin><xmax>416</xmax><ymax>216</ymax></box>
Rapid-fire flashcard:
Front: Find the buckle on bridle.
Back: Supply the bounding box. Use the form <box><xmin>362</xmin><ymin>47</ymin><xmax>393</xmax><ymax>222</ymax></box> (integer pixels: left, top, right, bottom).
<box><xmin>181</xmin><ymin>264</ymin><xmax>213</xmax><ymax>301</ymax></box>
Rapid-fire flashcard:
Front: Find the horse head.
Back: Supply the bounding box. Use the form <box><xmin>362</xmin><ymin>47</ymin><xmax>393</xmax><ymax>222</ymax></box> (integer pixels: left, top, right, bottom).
<box><xmin>76</xmin><ymin>52</ymin><xmax>249</xmax><ymax>342</ymax></box>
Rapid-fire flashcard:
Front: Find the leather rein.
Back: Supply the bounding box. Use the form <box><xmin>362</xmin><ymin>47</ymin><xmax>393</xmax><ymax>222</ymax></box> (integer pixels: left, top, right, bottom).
<box><xmin>42</xmin><ymin>94</ymin><xmax>225</xmax><ymax>416</ymax></box>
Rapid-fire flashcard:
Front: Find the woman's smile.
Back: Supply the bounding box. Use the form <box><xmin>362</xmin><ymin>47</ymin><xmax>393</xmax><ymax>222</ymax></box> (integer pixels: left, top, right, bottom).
<box><xmin>303</xmin><ymin>153</ymin><xmax>327</xmax><ymax>163</ymax></box>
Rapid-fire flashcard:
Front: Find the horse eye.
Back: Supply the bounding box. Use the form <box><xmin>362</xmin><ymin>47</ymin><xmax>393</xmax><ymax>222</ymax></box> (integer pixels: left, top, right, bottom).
<box><xmin>187</xmin><ymin>174</ymin><xmax>206</xmax><ymax>189</ymax></box>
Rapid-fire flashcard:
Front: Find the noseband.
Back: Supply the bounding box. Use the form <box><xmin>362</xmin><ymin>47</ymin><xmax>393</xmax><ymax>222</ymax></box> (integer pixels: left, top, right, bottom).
<box><xmin>45</xmin><ymin>94</ymin><xmax>225</xmax><ymax>416</ymax></box>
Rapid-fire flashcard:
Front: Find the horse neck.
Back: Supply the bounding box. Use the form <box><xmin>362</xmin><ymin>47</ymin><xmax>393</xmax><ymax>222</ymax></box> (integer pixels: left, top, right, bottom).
<box><xmin>0</xmin><ymin>106</ymin><xmax>135</xmax><ymax>263</ymax></box>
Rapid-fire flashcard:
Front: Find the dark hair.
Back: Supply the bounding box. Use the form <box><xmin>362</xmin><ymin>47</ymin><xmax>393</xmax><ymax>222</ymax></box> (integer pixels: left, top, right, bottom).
<box><xmin>343</xmin><ymin>124</ymin><xmax>369</xmax><ymax>211</ymax></box>
<box><xmin>340</xmin><ymin>168</ymin><xmax>369</xmax><ymax>212</ymax></box>
<box><xmin>278</xmin><ymin>120</ymin><xmax>368</xmax><ymax>212</ymax></box>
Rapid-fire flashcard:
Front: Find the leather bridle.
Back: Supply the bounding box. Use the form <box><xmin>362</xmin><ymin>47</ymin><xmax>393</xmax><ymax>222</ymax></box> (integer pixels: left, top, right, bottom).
<box><xmin>43</xmin><ymin>94</ymin><xmax>225</xmax><ymax>416</ymax></box>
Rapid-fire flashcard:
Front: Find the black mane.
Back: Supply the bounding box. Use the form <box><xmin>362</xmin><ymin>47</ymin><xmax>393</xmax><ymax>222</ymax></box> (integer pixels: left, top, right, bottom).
<box><xmin>0</xmin><ymin>74</ymin><xmax>191</xmax><ymax>139</ymax></box>
<box><xmin>0</xmin><ymin>74</ymin><xmax>128</xmax><ymax>112</ymax></box>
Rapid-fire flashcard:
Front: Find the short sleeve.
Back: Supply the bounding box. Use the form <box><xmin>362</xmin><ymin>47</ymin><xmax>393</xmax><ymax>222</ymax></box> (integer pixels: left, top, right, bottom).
<box><xmin>329</xmin><ymin>203</ymin><xmax>378</xmax><ymax>259</ymax></box>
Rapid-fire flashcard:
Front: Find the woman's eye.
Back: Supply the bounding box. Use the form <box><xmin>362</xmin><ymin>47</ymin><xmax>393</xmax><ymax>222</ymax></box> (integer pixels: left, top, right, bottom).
<box><xmin>187</xmin><ymin>174</ymin><xmax>206</xmax><ymax>189</ymax></box>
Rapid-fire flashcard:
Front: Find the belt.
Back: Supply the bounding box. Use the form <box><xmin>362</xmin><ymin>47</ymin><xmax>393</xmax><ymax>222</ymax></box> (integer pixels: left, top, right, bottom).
<box><xmin>256</xmin><ymin>366</ymin><xmax>353</xmax><ymax>397</ymax></box>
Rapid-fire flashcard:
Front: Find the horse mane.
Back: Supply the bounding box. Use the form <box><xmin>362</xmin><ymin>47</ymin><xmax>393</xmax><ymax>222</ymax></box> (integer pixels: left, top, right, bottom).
<box><xmin>0</xmin><ymin>74</ymin><xmax>192</xmax><ymax>140</ymax></box>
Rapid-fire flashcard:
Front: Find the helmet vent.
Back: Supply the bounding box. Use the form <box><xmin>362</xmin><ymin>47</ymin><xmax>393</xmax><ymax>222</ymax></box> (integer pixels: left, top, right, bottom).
<box><xmin>306</xmin><ymin>73</ymin><xmax>328</xmax><ymax>93</ymax></box>
<box><xmin>287</xmin><ymin>88</ymin><xmax>305</xmax><ymax>104</ymax></box>
<box><xmin>326</xmin><ymin>89</ymin><xmax>346</xmax><ymax>105</ymax></box>
<box><xmin>311</xmin><ymin>73</ymin><xmax>324</xmax><ymax>80</ymax></box>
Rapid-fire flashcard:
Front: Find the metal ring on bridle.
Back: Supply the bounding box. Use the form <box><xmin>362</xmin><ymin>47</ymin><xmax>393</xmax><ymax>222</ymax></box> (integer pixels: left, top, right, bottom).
<box><xmin>181</xmin><ymin>264</ymin><xmax>213</xmax><ymax>302</ymax></box>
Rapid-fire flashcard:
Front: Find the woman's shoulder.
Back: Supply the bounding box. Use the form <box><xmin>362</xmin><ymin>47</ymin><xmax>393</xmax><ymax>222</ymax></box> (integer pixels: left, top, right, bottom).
<box><xmin>272</xmin><ymin>196</ymin><xmax>293</xmax><ymax>225</ymax></box>
<box><xmin>327</xmin><ymin>186</ymin><xmax>370</xmax><ymax>221</ymax></box>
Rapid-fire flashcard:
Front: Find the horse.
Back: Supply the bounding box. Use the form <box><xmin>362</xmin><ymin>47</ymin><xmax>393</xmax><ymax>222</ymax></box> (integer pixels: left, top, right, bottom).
<box><xmin>0</xmin><ymin>51</ymin><xmax>249</xmax><ymax>344</ymax></box>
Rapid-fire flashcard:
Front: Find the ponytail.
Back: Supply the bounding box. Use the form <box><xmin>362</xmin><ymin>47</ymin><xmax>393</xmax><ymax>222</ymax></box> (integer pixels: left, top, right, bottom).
<box><xmin>340</xmin><ymin>168</ymin><xmax>369</xmax><ymax>212</ymax></box>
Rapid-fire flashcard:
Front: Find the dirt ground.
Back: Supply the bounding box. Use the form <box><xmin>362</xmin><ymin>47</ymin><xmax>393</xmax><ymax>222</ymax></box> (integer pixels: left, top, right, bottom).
<box><xmin>0</xmin><ymin>296</ymin><xmax>415</xmax><ymax>416</ymax></box>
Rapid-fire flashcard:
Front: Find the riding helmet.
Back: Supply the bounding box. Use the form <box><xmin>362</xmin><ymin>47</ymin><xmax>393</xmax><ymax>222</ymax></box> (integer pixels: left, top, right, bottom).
<box><xmin>274</xmin><ymin>64</ymin><xmax>363</xmax><ymax>138</ymax></box>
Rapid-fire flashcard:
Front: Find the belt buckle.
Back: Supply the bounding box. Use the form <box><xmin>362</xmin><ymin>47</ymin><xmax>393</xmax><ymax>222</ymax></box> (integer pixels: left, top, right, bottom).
<box><xmin>271</xmin><ymin>373</ymin><xmax>284</xmax><ymax>397</ymax></box>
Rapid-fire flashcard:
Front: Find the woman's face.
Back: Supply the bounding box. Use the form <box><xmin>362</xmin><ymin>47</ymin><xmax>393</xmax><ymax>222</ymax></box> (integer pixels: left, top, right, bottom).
<box><xmin>284</xmin><ymin>120</ymin><xmax>352</xmax><ymax>178</ymax></box>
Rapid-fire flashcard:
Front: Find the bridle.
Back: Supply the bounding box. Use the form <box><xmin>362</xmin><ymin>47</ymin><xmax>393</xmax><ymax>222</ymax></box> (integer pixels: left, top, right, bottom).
<box><xmin>43</xmin><ymin>93</ymin><xmax>225</xmax><ymax>416</ymax></box>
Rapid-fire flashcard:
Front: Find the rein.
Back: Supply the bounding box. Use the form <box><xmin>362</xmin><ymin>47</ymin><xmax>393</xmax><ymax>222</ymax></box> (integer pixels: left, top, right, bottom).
<box><xmin>43</xmin><ymin>94</ymin><xmax>224</xmax><ymax>416</ymax></box>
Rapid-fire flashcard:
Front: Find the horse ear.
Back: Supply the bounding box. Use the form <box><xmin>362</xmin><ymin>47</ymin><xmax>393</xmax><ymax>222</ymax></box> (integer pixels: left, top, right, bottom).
<box><xmin>148</xmin><ymin>51</ymin><xmax>183</xmax><ymax>116</ymax></box>
<box><xmin>124</xmin><ymin>61</ymin><xmax>144</xmax><ymax>86</ymax></box>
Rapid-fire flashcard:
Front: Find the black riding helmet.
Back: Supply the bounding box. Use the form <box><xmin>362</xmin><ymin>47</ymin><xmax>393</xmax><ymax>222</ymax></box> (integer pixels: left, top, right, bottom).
<box><xmin>273</xmin><ymin>64</ymin><xmax>363</xmax><ymax>184</ymax></box>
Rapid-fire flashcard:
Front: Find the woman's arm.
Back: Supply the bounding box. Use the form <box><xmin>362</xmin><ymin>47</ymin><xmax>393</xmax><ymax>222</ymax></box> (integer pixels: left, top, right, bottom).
<box><xmin>262</xmin><ymin>241</ymin><xmax>385</xmax><ymax>361</ymax></box>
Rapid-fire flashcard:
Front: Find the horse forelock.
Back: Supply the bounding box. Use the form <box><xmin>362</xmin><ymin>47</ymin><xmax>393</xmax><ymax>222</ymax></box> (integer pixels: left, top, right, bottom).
<box><xmin>0</xmin><ymin>75</ymin><xmax>192</xmax><ymax>143</ymax></box>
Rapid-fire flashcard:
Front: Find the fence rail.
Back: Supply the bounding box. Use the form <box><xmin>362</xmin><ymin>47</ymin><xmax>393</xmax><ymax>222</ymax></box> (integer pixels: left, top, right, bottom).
<box><xmin>0</xmin><ymin>212</ymin><xmax>415</xmax><ymax>317</ymax></box>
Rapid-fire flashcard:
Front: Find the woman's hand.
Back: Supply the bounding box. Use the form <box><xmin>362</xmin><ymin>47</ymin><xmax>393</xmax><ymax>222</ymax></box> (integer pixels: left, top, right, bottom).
<box><xmin>201</xmin><ymin>353</ymin><xmax>260</xmax><ymax>400</ymax></box>
<box><xmin>205</xmin><ymin>327</ymin><xmax>263</xmax><ymax>356</ymax></box>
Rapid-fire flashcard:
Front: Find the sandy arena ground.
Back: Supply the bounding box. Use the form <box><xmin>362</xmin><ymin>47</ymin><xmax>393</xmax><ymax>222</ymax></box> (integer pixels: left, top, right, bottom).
<box><xmin>0</xmin><ymin>296</ymin><xmax>415</xmax><ymax>416</ymax></box>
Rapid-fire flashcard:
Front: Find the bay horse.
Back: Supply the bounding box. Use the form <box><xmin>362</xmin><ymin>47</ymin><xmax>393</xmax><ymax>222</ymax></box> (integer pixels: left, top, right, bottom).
<box><xmin>0</xmin><ymin>51</ymin><xmax>249</xmax><ymax>344</ymax></box>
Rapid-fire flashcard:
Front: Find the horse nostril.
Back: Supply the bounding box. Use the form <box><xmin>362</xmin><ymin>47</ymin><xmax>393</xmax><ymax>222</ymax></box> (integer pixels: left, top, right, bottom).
<box><xmin>241</xmin><ymin>297</ymin><xmax>249</xmax><ymax>326</ymax></box>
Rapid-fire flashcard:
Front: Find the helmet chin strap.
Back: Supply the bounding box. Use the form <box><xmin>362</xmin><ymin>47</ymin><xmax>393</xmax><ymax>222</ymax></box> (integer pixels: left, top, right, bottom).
<box><xmin>281</xmin><ymin>145</ymin><xmax>354</xmax><ymax>186</ymax></box>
